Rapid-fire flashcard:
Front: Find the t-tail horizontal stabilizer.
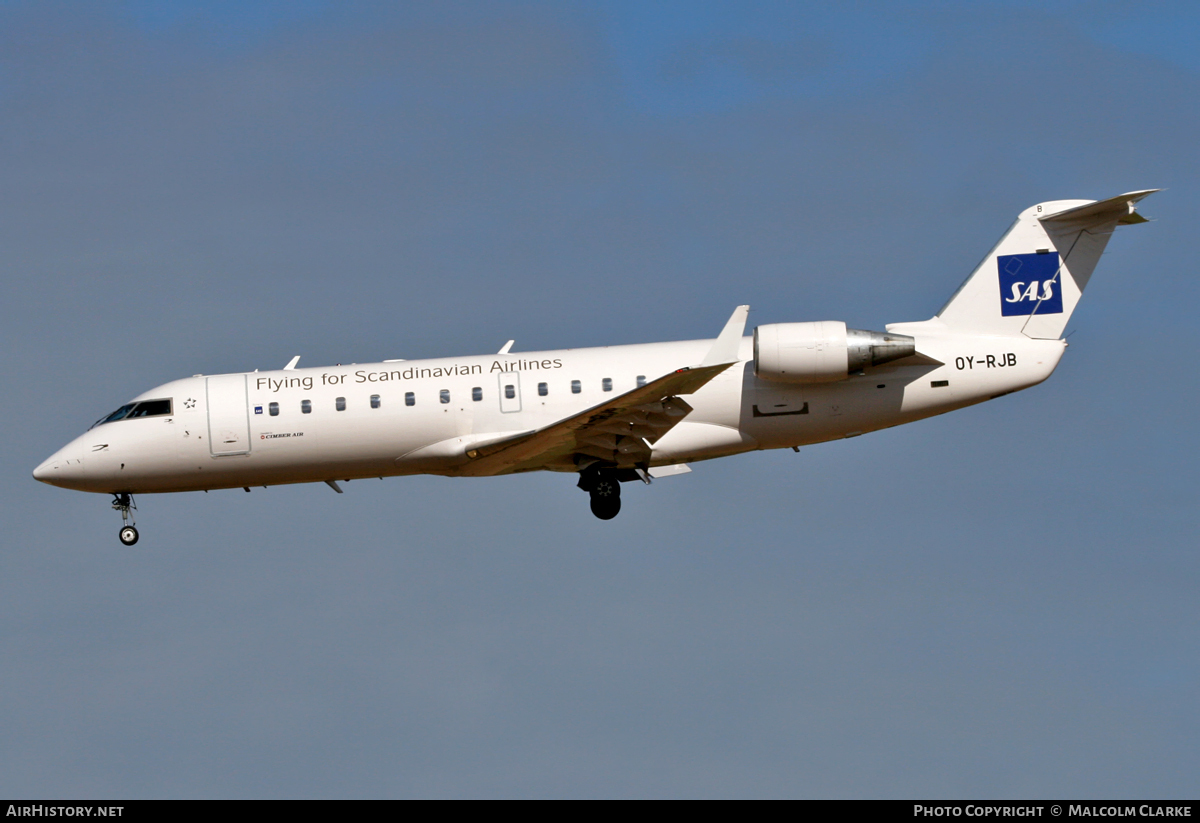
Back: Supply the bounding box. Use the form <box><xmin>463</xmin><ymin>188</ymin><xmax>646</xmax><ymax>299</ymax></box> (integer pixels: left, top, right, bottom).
<box><xmin>936</xmin><ymin>190</ymin><xmax>1158</xmax><ymax>340</ymax></box>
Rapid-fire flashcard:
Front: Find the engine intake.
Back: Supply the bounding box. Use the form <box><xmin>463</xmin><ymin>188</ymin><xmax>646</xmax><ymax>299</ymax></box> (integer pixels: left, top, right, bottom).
<box><xmin>753</xmin><ymin>321</ymin><xmax>916</xmax><ymax>384</ymax></box>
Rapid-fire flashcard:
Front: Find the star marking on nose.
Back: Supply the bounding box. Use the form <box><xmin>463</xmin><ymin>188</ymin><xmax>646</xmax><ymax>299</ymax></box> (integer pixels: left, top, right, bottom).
<box><xmin>184</xmin><ymin>398</ymin><xmax>197</xmax><ymax>409</ymax></box>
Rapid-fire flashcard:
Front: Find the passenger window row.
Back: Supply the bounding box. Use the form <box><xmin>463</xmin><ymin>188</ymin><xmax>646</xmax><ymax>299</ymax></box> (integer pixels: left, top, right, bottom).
<box><xmin>278</xmin><ymin>395</ymin><xmax>384</xmax><ymax>416</ymax></box>
<box><xmin>272</xmin><ymin>375</ymin><xmax>649</xmax><ymax>416</ymax></box>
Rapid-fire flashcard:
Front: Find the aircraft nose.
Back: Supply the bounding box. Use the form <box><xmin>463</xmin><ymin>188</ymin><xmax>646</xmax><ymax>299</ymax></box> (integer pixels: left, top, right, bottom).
<box><xmin>33</xmin><ymin>452</ymin><xmax>70</xmax><ymax>485</ymax></box>
<box><xmin>32</xmin><ymin>459</ymin><xmax>54</xmax><ymax>483</ymax></box>
<box><xmin>32</xmin><ymin>446</ymin><xmax>85</xmax><ymax>487</ymax></box>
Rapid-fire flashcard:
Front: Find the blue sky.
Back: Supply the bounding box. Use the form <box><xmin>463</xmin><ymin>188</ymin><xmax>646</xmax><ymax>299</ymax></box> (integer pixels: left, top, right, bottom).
<box><xmin>2</xmin><ymin>0</ymin><xmax>1197</xmax><ymax>798</ymax></box>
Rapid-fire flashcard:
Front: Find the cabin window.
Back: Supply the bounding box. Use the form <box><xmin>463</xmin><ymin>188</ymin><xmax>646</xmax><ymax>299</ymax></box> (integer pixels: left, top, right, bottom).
<box><xmin>505</xmin><ymin>384</ymin><xmax>515</xmax><ymax>399</ymax></box>
<box><xmin>931</xmin><ymin>380</ymin><xmax>949</xmax><ymax>388</ymax></box>
<box><xmin>440</xmin><ymin>389</ymin><xmax>450</xmax><ymax>404</ymax></box>
<box><xmin>269</xmin><ymin>402</ymin><xmax>279</xmax><ymax>416</ymax></box>
<box><xmin>636</xmin><ymin>375</ymin><xmax>646</xmax><ymax>388</ymax></box>
<box><xmin>472</xmin><ymin>387</ymin><xmax>482</xmax><ymax>402</ymax></box>
<box><xmin>602</xmin><ymin>377</ymin><xmax>613</xmax><ymax>392</ymax></box>
<box><xmin>301</xmin><ymin>399</ymin><xmax>312</xmax><ymax>414</ymax></box>
<box><xmin>538</xmin><ymin>382</ymin><xmax>548</xmax><ymax>397</ymax></box>
<box><xmin>405</xmin><ymin>392</ymin><xmax>415</xmax><ymax>406</ymax></box>
<box><xmin>335</xmin><ymin>396</ymin><xmax>346</xmax><ymax>411</ymax></box>
<box><xmin>370</xmin><ymin>395</ymin><xmax>381</xmax><ymax>409</ymax></box>
<box><xmin>571</xmin><ymin>380</ymin><xmax>581</xmax><ymax>394</ymax></box>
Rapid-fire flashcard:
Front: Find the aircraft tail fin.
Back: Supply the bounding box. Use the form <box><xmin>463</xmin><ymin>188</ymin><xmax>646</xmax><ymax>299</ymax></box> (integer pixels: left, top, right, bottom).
<box><xmin>936</xmin><ymin>190</ymin><xmax>1158</xmax><ymax>339</ymax></box>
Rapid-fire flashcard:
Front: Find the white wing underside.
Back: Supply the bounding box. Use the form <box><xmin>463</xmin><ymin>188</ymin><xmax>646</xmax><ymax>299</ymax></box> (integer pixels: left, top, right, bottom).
<box><xmin>457</xmin><ymin>362</ymin><xmax>733</xmax><ymax>476</ymax></box>
<box><xmin>456</xmin><ymin>306</ymin><xmax>750</xmax><ymax>476</ymax></box>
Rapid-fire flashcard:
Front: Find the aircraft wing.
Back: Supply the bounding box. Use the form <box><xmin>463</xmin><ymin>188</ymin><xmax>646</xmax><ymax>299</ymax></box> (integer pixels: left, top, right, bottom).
<box><xmin>459</xmin><ymin>306</ymin><xmax>749</xmax><ymax>476</ymax></box>
<box><xmin>459</xmin><ymin>363</ymin><xmax>732</xmax><ymax>475</ymax></box>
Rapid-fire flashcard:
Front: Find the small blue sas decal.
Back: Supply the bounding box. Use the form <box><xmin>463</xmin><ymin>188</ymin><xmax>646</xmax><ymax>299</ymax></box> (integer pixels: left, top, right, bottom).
<box><xmin>998</xmin><ymin>252</ymin><xmax>1063</xmax><ymax>317</ymax></box>
<box><xmin>254</xmin><ymin>405</ymin><xmax>263</xmax><ymax>415</ymax></box>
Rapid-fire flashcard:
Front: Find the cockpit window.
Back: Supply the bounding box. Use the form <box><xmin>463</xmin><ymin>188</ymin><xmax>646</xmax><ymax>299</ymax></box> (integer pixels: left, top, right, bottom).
<box><xmin>91</xmin><ymin>399</ymin><xmax>173</xmax><ymax>428</ymax></box>
<box><xmin>126</xmin><ymin>399</ymin><xmax>173</xmax><ymax>418</ymax></box>
<box><xmin>93</xmin><ymin>404</ymin><xmax>136</xmax><ymax>428</ymax></box>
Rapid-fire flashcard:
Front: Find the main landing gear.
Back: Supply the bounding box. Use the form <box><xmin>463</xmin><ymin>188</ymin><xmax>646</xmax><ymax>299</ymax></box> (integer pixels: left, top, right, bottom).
<box><xmin>578</xmin><ymin>470</ymin><xmax>621</xmax><ymax>520</ymax></box>
<box><xmin>112</xmin><ymin>493</ymin><xmax>139</xmax><ymax>545</ymax></box>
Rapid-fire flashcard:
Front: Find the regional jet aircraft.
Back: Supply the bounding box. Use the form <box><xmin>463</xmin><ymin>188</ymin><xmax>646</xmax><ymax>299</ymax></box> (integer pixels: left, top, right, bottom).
<box><xmin>34</xmin><ymin>191</ymin><xmax>1157</xmax><ymax>544</ymax></box>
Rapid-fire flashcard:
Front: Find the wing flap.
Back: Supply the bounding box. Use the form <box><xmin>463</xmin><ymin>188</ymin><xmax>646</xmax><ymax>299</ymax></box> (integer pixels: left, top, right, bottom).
<box><xmin>460</xmin><ymin>363</ymin><xmax>732</xmax><ymax>475</ymax></box>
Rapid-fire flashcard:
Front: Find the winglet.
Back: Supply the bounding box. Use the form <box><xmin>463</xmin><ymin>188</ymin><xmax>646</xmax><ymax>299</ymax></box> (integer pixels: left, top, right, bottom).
<box><xmin>498</xmin><ymin>340</ymin><xmax>514</xmax><ymax>355</ymax></box>
<box><xmin>283</xmin><ymin>356</ymin><xmax>301</xmax><ymax>371</ymax></box>
<box><xmin>700</xmin><ymin>305</ymin><xmax>750</xmax><ymax>367</ymax></box>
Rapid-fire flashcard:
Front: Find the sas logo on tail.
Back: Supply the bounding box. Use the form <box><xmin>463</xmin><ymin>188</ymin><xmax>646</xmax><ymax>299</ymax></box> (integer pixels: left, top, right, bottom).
<box><xmin>998</xmin><ymin>252</ymin><xmax>1063</xmax><ymax>316</ymax></box>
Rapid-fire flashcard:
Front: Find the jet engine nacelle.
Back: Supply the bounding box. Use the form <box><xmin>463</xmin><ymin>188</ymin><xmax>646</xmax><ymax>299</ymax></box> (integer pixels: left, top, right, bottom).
<box><xmin>753</xmin><ymin>321</ymin><xmax>916</xmax><ymax>384</ymax></box>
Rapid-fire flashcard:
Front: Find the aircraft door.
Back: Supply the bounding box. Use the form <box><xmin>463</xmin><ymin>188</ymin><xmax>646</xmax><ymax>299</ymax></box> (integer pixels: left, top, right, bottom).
<box><xmin>497</xmin><ymin>371</ymin><xmax>522</xmax><ymax>413</ymax></box>
<box><xmin>206</xmin><ymin>374</ymin><xmax>251</xmax><ymax>455</ymax></box>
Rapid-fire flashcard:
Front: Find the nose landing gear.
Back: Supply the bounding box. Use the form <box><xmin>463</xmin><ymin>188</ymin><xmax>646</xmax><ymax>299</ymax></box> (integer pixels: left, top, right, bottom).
<box><xmin>112</xmin><ymin>493</ymin><xmax>139</xmax><ymax>545</ymax></box>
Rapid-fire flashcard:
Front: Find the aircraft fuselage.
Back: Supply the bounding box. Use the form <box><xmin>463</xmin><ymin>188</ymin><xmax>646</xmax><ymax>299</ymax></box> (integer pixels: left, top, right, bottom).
<box><xmin>34</xmin><ymin>323</ymin><xmax>1064</xmax><ymax>496</ymax></box>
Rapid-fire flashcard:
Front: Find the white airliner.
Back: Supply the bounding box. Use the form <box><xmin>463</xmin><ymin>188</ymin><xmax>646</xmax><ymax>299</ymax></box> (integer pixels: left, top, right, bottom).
<box><xmin>34</xmin><ymin>191</ymin><xmax>1156</xmax><ymax>544</ymax></box>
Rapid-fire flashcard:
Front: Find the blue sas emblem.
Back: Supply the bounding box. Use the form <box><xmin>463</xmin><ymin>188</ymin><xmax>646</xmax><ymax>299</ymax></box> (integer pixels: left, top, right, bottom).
<box><xmin>998</xmin><ymin>252</ymin><xmax>1063</xmax><ymax>316</ymax></box>
<box><xmin>254</xmin><ymin>405</ymin><xmax>263</xmax><ymax>415</ymax></box>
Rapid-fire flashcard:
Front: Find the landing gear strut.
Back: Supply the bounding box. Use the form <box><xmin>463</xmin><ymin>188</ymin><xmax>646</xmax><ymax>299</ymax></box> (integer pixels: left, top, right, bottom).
<box><xmin>112</xmin><ymin>493</ymin><xmax>139</xmax><ymax>545</ymax></box>
<box><xmin>578</xmin><ymin>470</ymin><xmax>621</xmax><ymax>520</ymax></box>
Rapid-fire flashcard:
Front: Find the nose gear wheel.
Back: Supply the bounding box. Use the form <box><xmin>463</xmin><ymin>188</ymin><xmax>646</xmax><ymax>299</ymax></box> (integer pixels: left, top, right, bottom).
<box><xmin>112</xmin><ymin>493</ymin><xmax>139</xmax><ymax>545</ymax></box>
